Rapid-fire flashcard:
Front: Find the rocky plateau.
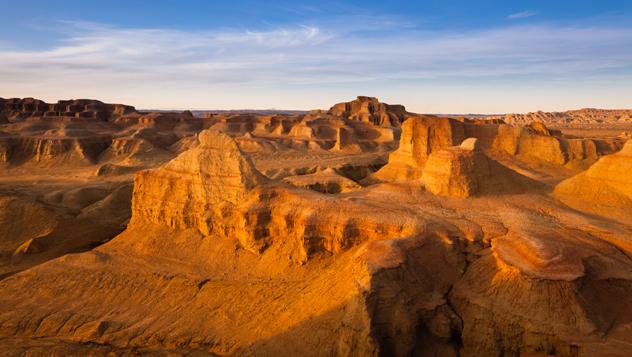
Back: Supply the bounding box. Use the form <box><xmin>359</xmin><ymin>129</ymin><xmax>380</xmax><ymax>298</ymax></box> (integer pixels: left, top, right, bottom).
<box><xmin>0</xmin><ymin>96</ymin><xmax>631</xmax><ymax>357</ymax></box>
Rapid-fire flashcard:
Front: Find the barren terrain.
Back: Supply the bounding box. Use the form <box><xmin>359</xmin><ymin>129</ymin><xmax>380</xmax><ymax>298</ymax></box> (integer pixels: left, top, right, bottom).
<box><xmin>1</xmin><ymin>96</ymin><xmax>631</xmax><ymax>356</ymax></box>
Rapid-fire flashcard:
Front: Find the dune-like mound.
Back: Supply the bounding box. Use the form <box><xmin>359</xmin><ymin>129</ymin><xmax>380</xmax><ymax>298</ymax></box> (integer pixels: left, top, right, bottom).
<box><xmin>554</xmin><ymin>140</ymin><xmax>632</xmax><ymax>216</ymax></box>
<box><xmin>131</xmin><ymin>130</ymin><xmax>267</xmax><ymax>234</ymax></box>
<box><xmin>328</xmin><ymin>96</ymin><xmax>410</xmax><ymax>127</ymax></box>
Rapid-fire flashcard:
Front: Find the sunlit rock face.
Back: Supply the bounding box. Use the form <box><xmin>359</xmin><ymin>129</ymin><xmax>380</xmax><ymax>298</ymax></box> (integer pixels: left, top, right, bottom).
<box><xmin>554</xmin><ymin>140</ymin><xmax>632</xmax><ymax>220</ymax></box>
<box><xmin>131</xmin><ymin>130</ymin><xmax>267</xmax><ymax>234</ymax></box>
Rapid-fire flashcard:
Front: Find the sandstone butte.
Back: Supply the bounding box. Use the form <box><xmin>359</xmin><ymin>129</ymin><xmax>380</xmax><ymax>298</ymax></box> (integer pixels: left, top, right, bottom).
<box><xmin>0</xmin><ymin>96</ymin><xmax>632</xmax><ymax>357</ymax></box>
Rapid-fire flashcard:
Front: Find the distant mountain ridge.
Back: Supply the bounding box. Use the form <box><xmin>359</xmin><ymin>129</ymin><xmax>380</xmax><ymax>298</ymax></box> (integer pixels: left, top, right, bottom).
<box><xmin>488</xmin><ymin>108</ymin><xmax>632</xmax><ymax>126</ymax></box>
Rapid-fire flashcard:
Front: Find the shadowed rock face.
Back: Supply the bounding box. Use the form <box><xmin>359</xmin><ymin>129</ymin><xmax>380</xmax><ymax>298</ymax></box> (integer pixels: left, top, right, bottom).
<box><xmin>328</xmin><ymin>96</ymin><xmax>410</xmax><ymax>127</ymax></box>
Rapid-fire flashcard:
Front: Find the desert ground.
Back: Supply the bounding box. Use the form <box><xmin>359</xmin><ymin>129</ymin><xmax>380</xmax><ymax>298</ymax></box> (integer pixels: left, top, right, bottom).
<box><xmin>1</xmin><ymin>96</ymin><xmax>632</xmax><ymax>356</ymax></box>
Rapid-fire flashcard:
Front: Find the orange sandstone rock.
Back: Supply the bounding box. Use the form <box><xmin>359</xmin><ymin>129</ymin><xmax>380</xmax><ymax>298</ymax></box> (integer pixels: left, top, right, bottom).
<box><xmin>131</xmin><ymin>130</ymin><xmax>267</xmax><ymax>234</ymax></box>
<box><xmin>554</xmin><ymin>140</ymin><xmax>632</xmax><ymax>213</ymax></box>
<box><xmin>422</xmin><ymin>138</ymin><xmax>490</xmax><ymax>197</ymax></box>
<box><xmin>373</xmin><ymin>116</ymin><xmax>465</xmax><ymax>181</ymax></box>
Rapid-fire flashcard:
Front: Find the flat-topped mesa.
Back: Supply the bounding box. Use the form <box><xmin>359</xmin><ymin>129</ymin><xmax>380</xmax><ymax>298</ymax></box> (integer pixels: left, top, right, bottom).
<box><xmin>328</xmin><ymin>96</ymin><xmax>410</xmax><ymax>127</ymax></box>
<box><xmin>130</xmin><ymin>130</ymin><xmax>267</xmax><ymax>234</ymax></box>
<box><xmin>554</xmin><ymin>140</ymin><xmax>632</xmax><ymax>212</ymax></box>
<box><xmin>0</xmin><ymin>97</ymin><xmax>137</xmax><ymax>121</ymax></box>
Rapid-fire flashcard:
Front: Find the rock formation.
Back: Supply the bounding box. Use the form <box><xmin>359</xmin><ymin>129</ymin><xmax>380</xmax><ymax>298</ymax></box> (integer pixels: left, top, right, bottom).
<box><xmin>373</xmin><ymin>115</ymin><xmax>465</xmax><ymax>181</ymax></box>
<box><xmin>421</xmin><ymin>138</ymin><xmax>490</xmax><ymax>197</ymax></box>
<box><xmin>375</xmin><ymin>116</ymin><xmax>625</xmax><ymax>184</ymax></box>
<box><xmin>131</xmin><ymin>130</ymin><xmax>267</xmax><ymax>235</ymax></box>
<box><xmin>2</xmin><ymin>96</ymin><xmax>632</xmax><ymax>356</ymax></box>
<box><xmin>328</xmin><ymin>96</ymin><xmax>410</xmax><ymax>127</ymax></box>
<box><xmin>0</xmin><ymin>97</ymin><xmax>136</xmax><ymax>122</ymax></box>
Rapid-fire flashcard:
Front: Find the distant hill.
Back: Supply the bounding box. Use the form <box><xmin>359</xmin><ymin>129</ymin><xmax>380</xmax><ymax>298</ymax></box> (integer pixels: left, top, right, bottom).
<box><xmin>487</xmin><ymin>108</ymin><xmax>632</xmax><ymax>126</ymax></box>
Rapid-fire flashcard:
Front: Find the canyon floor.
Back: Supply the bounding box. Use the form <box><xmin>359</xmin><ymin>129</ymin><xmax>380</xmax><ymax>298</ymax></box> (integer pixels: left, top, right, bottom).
<box><xmin>1</xmin><ymin>96</ymin><xmax>632</xmax><ymax>357</ymax></box>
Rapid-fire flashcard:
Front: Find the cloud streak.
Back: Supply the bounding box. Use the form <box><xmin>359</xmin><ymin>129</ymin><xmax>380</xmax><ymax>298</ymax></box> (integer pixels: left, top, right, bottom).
<box><xmin>1</xmin><ymin>20</ymin><xmax>631</xmax><ymax>110</ymax></box>
<box><xmin>508</xmin><ymin>10</ymin><xmax>537</xmax><ymax>20</ymax></box>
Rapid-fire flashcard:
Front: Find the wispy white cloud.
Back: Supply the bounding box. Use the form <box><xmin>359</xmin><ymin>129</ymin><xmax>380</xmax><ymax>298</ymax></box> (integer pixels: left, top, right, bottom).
<box><xmin>508</xmin><ymin>10</ymin><xmax>537</xmax><ymax>20</ymax></box>
<box><xmin>0</xmin><ymin>20</ymin><xmax>631</xmax><ymax>111</ymax></box>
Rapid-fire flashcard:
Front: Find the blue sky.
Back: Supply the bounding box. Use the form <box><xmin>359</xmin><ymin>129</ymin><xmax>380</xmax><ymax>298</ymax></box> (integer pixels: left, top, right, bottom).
<box><xmin>1</xmin><ymin>0</ymin><xmax>632</xmax><ymax>113</ymax></box>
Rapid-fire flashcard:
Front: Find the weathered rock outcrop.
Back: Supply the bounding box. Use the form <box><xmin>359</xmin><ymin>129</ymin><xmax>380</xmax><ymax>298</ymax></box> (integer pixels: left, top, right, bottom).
<box><xmin>3</xmin><ymin>96</ymin><xmax>632</xmax><ymax>357</ymax></box>
<box><xmin>373</xmin><ymin>116</ymin><xmax>465</xmax><ymax>181</ymax></box>
<box><xmin>328</xmin><ymin>96</ymin><xmax>410</xmax><ymax>127</ymax></box>
<box><xmin>421</xmin><ymin>138</ymin><xmax>490</xmax><ymax>197</ymax></box>
<box><xmin>373</xmin><ymin>117</ymin><xmax>618</xmax><ymax>187</ymax></box>
<box><xmin>421</xmin><ymin>138</ymin><xmax>539</xmax><ymax>197</ymax></box>
<box><xmin>131</xmin><ymin>130</ymin><xmax>267</xmax><ymax>234</ymax></box>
